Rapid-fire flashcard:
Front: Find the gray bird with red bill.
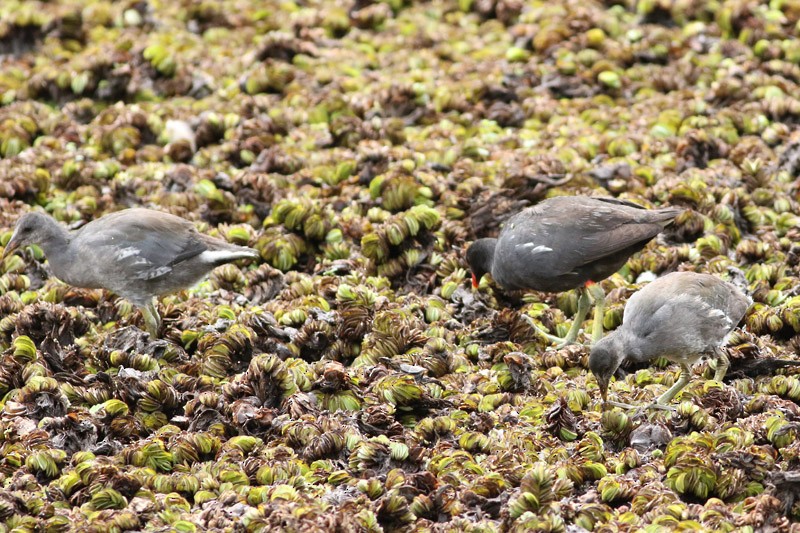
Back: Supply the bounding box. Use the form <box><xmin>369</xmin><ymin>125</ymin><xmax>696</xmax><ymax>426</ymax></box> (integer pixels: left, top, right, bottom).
<box><xmin>466</xmin><ymin>196</ymin><xmax>683</xmax><ymax>346</ymax></box>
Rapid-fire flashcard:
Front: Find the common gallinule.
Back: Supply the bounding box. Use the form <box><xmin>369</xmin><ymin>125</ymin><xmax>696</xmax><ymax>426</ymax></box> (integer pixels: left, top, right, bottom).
<box><xmin>589</xmin><ymin>271</ymin><xmax>751</xmax><ymax>407</ymax></box>
<box><xmin>466</xmin><ymin>196</ymin><xmax>682</xmax><ymax>346</ymax></box>
<box><xmin>2</xmin><ymin>208</ymin><xmax>259</xmax><ymax>336</ymax></box>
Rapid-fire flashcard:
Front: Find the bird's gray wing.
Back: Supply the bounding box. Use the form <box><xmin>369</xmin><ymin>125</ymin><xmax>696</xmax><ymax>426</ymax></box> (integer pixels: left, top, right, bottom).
<box><xmin>74</xmin><ymin>209</ymin><xmax>208</xmax><ymax>281</ymax></box>
<box><xmin>506</xmin><ymin>200</ymin><xmax>665</xmax><ymax>276</ymax></box>
<box><xmin>703</xmin><ymin>277</ymin><xmax>752</xmax><ymax>327</ymax></box>
<box><xmin>623</xmin><ymin>279</ymin><xmax>737</xmax><ymax>360</ymax></box>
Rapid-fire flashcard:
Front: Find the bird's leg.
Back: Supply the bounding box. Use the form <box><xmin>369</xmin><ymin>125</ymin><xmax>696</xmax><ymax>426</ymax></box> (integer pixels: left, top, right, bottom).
<box><xmin>586</xmin><ymin>282</ymin><xmax>606</xmax><ymax>345</ymax></box>
<box><xmin>141</xmin><ymin>298</ymin><xmax>161</xmax><ymax>337</ymax></box>
<box><xmin>525</xmin><ymin>288</ymin><xmax>591</xmax><ymax>347</ymax></box>
<box><xmin>655</xmin><ymin>363</ymin><xmax>692</xmax><ymax>405</ymax></box>
<box><xmin>561</xmin><ymin>287</ymin><xmax>591</xmax><ymax>346</ymax></box>
<box><xmin>712</xmin><ymin>348</ymin><xmax>729</xmax><ymax>382</ymax></box>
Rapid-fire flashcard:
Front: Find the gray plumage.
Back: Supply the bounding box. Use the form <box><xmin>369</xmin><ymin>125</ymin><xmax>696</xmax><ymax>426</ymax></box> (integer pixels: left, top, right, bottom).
<box><xmin>2</xmin><ymin>208</ymin><xmax>259</xmax><ymax>336</ymax></box>
<box><xmin>467</xmin><ymin>196</ymin><xmax>683</xmax><ymax>292</ymax></box>
<box><xmin>466</xmin><ymin>196</ymin><xmax>683</xmax><ymax>345</ymax></box>
<box><xmin>589</xmin><ymin>271</ymin><xmax>752</xmax><ymax>406</ymax></box>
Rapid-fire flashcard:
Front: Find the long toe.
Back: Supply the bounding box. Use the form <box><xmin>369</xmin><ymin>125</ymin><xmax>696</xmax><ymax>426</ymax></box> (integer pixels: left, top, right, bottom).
<box><xmin>655</xmin><ymin>387</ymin><xmax>685</xmax><ymax>406</ymax></box>
<box><xmin>626</xmin><ymin>401</ymin><xmax>676</xmax><ymax>420</ymax></box>
<box><xmin>523</xmin><ymin>314</ymin><xmax>586</xmax><ymax>348</ymax></box>
<box><xmin>644</xmin><ymin>401</ymin><xmax>677</xmax><ymax>412</ymax></box>
<box><xmin>526</xmin><ymin>288</ymin><xmax>593</xmax><ymax>347</ymax></box>
<box><xmin>553</xmin><ymin>334</ymin><xmax>584</xmax><ymax>349</ymax></box>
<box><xmin>604</xmin><ymin>399</ymin><xmax>641</xmax><ymax>410</ymax></box>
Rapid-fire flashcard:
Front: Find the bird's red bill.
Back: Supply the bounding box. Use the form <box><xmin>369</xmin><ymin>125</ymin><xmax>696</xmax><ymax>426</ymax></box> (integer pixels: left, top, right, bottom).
<box><xmin>471</xmin><ymin>273</ymin><xmax>478</xmax><ymax>288</ymax></box>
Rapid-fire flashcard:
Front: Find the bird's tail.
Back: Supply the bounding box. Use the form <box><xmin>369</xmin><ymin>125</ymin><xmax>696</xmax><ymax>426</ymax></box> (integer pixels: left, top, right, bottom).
<box><xmin>226</xmin><ymin>247</ymin><xmax>260</xmax><ymax>261</ymax></box>
<box><xmin>653</xmin><ymin>207</ymin><xmax>685</xmax><ymax>226</ymax></box>
<box><xmin>200</xmin><ymin>246</ymin><xmax>260</xmax><ymax>265</ymax></box>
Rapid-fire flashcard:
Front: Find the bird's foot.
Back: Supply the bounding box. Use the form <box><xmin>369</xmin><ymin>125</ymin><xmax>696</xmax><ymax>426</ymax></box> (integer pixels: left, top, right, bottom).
<box><xmin>629</xmin><ymin>401</ymin><xmax>676</xmax><ymax>419</ymax></box>
<box><xmin>533</xmin><ymin>324</ymin><xmax>584</xmax><ymax>349</ymax></box>
<box><xmin>550</xmin><ymin>337</ymin><xmax>586</xmax><ymax>350</ymax></box>
<box><xmin>603</xmin><ymin>399</ymin><xmax>676</xmax><ymax>420</ymax></box>
<box><xmin>523</xmin><ymin>315</ymin><xmax>585</xmax><ymax>348</ymax></box>
<box><xmin>647</xmin><ymin>402</ymin><xmax>677</xmax><ymax>411</ymax></box>
<box><xmin>603</xmin><ymin>399</ymin><xmax>639</xmax><ymax>410</ymax></box>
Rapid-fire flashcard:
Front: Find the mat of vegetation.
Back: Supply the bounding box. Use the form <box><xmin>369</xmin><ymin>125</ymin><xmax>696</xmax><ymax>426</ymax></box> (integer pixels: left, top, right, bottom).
<box><xmin>1</xmin><ymin>0</ymin><xmax>800</xmax><ymax>531</ymax></box>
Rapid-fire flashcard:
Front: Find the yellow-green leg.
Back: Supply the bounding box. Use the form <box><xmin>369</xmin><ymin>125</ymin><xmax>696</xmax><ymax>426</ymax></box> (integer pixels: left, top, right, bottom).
<box><xmin>656</xmin><ymin>363</ymin><xmax>692</xmax><ymax>405</ymax></box>
<box><xmin>713</xmin><ymin>348</ymin><xmax>729</xmax><ymax>382</ymax></box>
<box><xmin>141</xmin><ymin>298</ymin><xmax>161</xmax><ymax>337</ymax></box>
<box><xmin>526</xmin><ymin>288</ymin><xmax>591</xmax><ymax>347</ymax></box>
<box><xmin>586</xmin><ymin>283</ymin><xmax>606</xmax><ymax>345</ymax></box>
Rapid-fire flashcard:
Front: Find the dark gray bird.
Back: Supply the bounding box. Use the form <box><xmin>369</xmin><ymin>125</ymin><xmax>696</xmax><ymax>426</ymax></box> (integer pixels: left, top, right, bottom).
<box><xmin>589</xmin><ymin>271</ymin><xmax>751</xmax><ymax>407</ymax></box>
<box><xmin>2</xmin><ymin>208</ymin><xmax>259</xmax><ymax>337</ymax></box>
<box><xmin>466</xmin><ymin>196</ymin><xmax>683</xmax><ymax>346</ymax></box>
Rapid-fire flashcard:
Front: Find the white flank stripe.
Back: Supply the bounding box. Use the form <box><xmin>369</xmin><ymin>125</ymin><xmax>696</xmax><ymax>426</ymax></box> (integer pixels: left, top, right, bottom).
<box><xmin>519</xmin><ymin>243</ymin><xmax>553</xmax><ymax>254</ymax></box>
<box><xmin>116</xmin><ymin>246</ymin><xmax>141</xmax><ymax>259</ymax></box>
<box><xmin>143</xmin><ymin>266</ymin><xmax>172</xmax><ymax>280</ymax></box>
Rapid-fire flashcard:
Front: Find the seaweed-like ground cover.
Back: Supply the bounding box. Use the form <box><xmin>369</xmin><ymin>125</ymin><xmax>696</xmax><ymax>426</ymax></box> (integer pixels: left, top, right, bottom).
<box><xmin>1</xmin><ymin>0</ymin><xmax>800</xmax><ymax>531</ymax></box>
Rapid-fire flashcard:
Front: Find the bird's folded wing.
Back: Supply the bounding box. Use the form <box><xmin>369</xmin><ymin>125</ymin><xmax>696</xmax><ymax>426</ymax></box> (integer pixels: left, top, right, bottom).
<box><xmin>77</xmin><ymin>211</ymin><xmax>208</xmax><ymax>281</ymax></box>
<box><xmin>509</xmin><ymin>199</ymin><xmax>662</xmax><ymax>277</ymax></box>
<box><xmin>573</xmin><ymin>222</ymin><xmax>664</xmax><ymax>267</ymax></box>
<box><xmin>626</xmin><ymin>291</ymin><xmax>733</xmax><ymax>352</ymax></box>
<box><xmin>517</xmin><ymin>207</ymin><xmax>664</xmax><ymax>276</ymax></box>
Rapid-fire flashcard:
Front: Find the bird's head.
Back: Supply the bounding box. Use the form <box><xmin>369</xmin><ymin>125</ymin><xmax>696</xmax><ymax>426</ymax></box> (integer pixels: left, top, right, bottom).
<box><xmin>2</xmin><ymin>212</ymin><xmax>59</xmax><ymax>260</ymax></box>
<box><xmin>588</xmin><ymin>333</ymin><xmax>627</xmax><ymax>405</ymax></box>
<box><xmin>466</xmin><ymin>238</ymin><xmax>497</xmax><ymax>289</ymax></box>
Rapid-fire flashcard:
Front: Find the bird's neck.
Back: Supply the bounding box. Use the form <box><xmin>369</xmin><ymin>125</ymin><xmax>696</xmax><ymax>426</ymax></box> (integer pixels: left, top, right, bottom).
<box><xmin>616</xmin><ymin>331</ymin><xmax>647</xmax><ymax>363</ymax></box>
<box><xmin>39</xmin><ymin>221</ymin><xmax>75</xmax><ymax>282</ymax></box>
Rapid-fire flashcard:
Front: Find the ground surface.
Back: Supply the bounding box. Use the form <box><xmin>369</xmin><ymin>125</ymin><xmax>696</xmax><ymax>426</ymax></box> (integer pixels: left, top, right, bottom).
<box><xmin>1</xmin><ymin>0</ymin><xmax>800</xmax><ymax>531</ymax></box>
